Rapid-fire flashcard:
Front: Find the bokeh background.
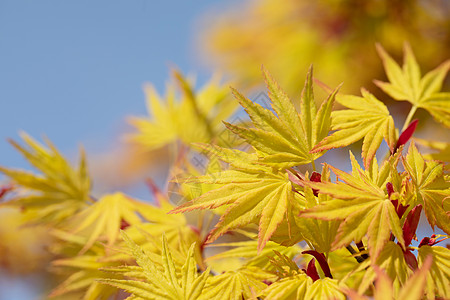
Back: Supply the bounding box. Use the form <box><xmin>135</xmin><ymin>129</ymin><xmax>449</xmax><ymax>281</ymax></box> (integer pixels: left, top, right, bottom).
<box><xmin>0</xmin><ymin>0</ymin><xmax>448</xmax><ymax>299</ymax></box>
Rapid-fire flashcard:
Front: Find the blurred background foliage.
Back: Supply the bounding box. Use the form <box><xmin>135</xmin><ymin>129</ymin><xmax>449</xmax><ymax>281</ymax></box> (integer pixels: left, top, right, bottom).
<box><xmin>198</xmin><ymin>0</ymin><xmax>449</xmax><ymax>97</ymax></box>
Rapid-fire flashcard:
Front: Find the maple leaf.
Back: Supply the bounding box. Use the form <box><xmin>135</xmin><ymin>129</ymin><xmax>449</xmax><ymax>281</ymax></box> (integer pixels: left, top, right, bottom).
<box><xmin>170</xmin><ymin>144</ymin><xmax>306</xmax><ymax>252</ymax></box>
<box><xmin>418</xmin><ymin>245</ymin><xmax>450</xmax><ymax>298</ymax></box>
<box><xmin>98</xmin><ymin>232</ymin><xmax>210</xmax><ymax>300</ymax></box>
<box><xmin>0</xmin><ymin>133</ymin><xmax>91</xmax><ymax>225</ymax></box>
<box><xmin>345</xmin><ymin>255</ymin><xmax>432</xmax><ymax>300</ymax></box>
<box><xmin>127</xmin><ymin>71</ymin><xmax>237</xmax><ymax>151</ymax></box>
<box><xmin>66</xmin><ymin>190</ymin><xmax>200</xmax><ymax>256</ymax></box>
<box><xmin>48</xmin><ymin>230</ymin><xmax>126</xmax><ymax>300</ymax></box>
<box><xmin>66</xmin><ymin>193</ymin><xmax>148</xmax><ymax>253</ymax></box>
<box><xmin>402</xmin><ymin>142</ymin><xmax>450</xmax><ymax>234</ymax></box>
<box><xmin>260</xmin><ymin>274</ymin><xmax>345</xmax><ymax>300</ymax></box>
<box><xmin>50</xmin><ymin>255</ymin><xmax>122</xmax><ymax>300</ymax></box>
<box><xmin>269</xmin><ymin>250</ymin><xmax>303</xmax><ymax>278</ymax></box>
<box><xmin>375</xmin><ymin>43</ymin><xmax>450</xmax><ymax>128</ymax></box>
<box><xmin>295</xmin><ymin>166</ymin><xmax>341</xmax><ymax>253</ymax></box>
<box><xmin>326</xmin><ymin>248</ymin><xmax>363</xmax><ymax>286</ymax></box>
<box><xmin>224</xmin><ymin>66</ymin><xmax>339</xmax><ymax>168</ymax></box>
<box><xmin>301</xmin><ymin>152</ymin><xmax>405</xmax><ymax>261</ymax></box>
<box><xmin>199</xmin><ymin>266</ymin><xmax>274</xmax><ymax>300</ymax></box>
<box><xmin>259</xmin><ymin>273</ymin><xmax>311</xmax><ymax>300</ymax></box>
<box><xmin>134</xmin><ymin>182</ymin><xmax>199</xmax><ymax>248</ymax></box>
<box><xmin>311</xmin><ymin>88</ymin><xmax>396</xmax><ymax>169</ymax></box>
<box><xmin>303</xmin><ymin>277</ymin><xmax>346</xmax><ymax>300</ymax></box>
<box><xmin>206</xmin><ymin>238</ymin><xmax>302</xmax><ymax>271</ymax></box>
<box><xmin>354</xmin><ymin>241</ymin><xmax>411</xmax><ymax>295</ymax></box>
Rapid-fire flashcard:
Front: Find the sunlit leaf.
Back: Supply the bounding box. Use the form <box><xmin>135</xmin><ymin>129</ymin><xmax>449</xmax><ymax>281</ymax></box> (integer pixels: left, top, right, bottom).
<box><xmin>98</xmin><ymin>233</ymin><xmax>210</xmax><ymax>300</ymax></box>
<box><xmin>127</xmin><ymin>71</ymin><xmax>237</xmax><ymax>150</ymax></box>
<box><xmin>259</xmin><ymin>273</ymin><xmax>311</xmax><ymax>300</ymax></box>
<box><xmin>353</xmin><ymin>242</ymin><xmax>411</xmax><ymax>295</ymax></box>
<box><xmin>344</xmin><ymin>254</ymin><xmax>431</xmax><ymax>300</ymax></box>
<box><xmin>66</xmin><ymin>193</ymin><xmax>146</xmax><ymax>253</ymax></box>
<box><xmin>0</xmin><ymin>133</ymin><xmax>91</xmax><ymax>225</ymax></box>
<box><xmin>225</xmin><ymin>66</ymin><xmax>339</xmax><ymax>169</ymax></box>
<box><xmin>402</xmin><ymin>142</ymin><xmax>450</xmax><ymax>234</ymax></box>
<box><xmin>375</xmin><ymin>43</ymin><xmax>450</xmax><ymax>127</ymax></box>
<box><xmin>295</xmin><ymin>166</ymin><xmax>341</xmax><ymax>253</ymax></box>
<box><xmin>48</xmin><ymin>230</ymin><xmax>126</xmax><ymax>300</ymax></box>
<box><xmin>418</xmin><ymin>245</ymin><xmax>450</xmax><ymax>299</ymax></box>
<box><xmin>304</xmin><ymin>277</ymin><xmax>345</xmax><ymax>300</ymax></box>
<box><xmin>206</xmin><ymin>238</ymin><xmax>302</xmax><ymax>271</ymax></box>
<box><xmin>170</xmin><ymin>144</ymin><xmax>305</xmax><ymax>252</ymax></box>
<box><xmin>200</xmin><ymin>266</ymin><xmax>273</xmax><ymax>300</ymax></box>
<box><xmin>301</xmin><ymin>153</ymin><xmax>404</xmax><ymax>260</ymax></box>
<box><xmin>312</xmin><ymin>89</ymin><xmax>396</xmax><ymax>168</ymax></box>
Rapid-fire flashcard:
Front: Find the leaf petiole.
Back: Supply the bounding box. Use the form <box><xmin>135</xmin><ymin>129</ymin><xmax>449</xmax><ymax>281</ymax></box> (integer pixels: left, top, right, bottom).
<box><xmin>311</xmin><ymin>160</ymin><xmax>316</xmax><ymax>172</ymax></box>
<box><xmin>401</xmin><ymin>105</ymin><xmax>418</xmax><ymax>132</ymax></box>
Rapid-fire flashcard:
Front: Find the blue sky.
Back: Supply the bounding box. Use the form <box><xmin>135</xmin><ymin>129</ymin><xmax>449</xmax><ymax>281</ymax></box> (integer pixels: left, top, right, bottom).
<box><xmin>0</xmin><ymin>0</ymin><xmax>227</xmax><ymax>171</ymax></box>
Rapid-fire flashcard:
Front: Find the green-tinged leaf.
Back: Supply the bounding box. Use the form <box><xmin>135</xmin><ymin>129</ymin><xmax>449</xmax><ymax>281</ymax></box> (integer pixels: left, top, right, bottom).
<box><xmin>0</xmin><ymin>133</ymin><xmax>91</xmax><ymax>224</ymax></box>
<box><xmin>304</xmin><ymin>277</ymin><xmax>345</xmax><ymax>300</ymax></box>
<box><xmin>261</xmin><ymin>271</ymin><xmax>344</xmax><ymax>300</ymax></box>
<box><xmin>397</xmin><ymin>256</ymin><xmax>432</xmax><ymax>300</ymax></box>
<box><xmin>48</xmin><ymin>231</ymin><xmax>126</xmax><ymax>299</ymax></box>
<box><xmin>402</xmin><ymin>142</ymin><xmax>450</xmax><ymax>234</ymax></box>
<box><xmin>355</xmin><ymin>242</ymin><xmax>410</xmax><ymax>295</ymax></box>
<box><xmin>269</xmin><ymin>251</ymin><xmax>301</xmax><ymax>278</ymax></box>
<box><xmin>192</xmin><ymin>143</ymin><xmax>264</xmax><ymax>171</ymax></box>
<box><xmin>375</xmin><ymin>43</ymin><xmax>450</xmax><ymax>127</ymax></box>
<box><xmin>97</xmin><ymin>279</ymin><xmax>167</xmax><ymax>299</ymax></box>
<box><xmin>295</xmin><ymin>166</ymin><xmax>340</xmax><ymax>253</ymax></box>
<box><xmin>127</xmin><ymin>71</ymin><xmax>237</xmax><ymax>150</ymax></box>
<box><xmin>345</xmin><ymin>255</ymin><xmax>431</xmax><ymax>300</ymax></box>
<box><xmin>260</xmin><ymin>273</ymin><xmax>312</xmax><ymax>300</ymax></box>
<box><xmin>311</xmin><ymin>89</ymin><xmax>396</xmax><ymax>168</ymax></box>
<box><xmin>372</xmin><ymin>266</ymin><xmax>394</xmax><ymax>300</ymax></box>
<box><xmin>200</xmin><ymin>266</ymin><xmax>274</xmax><ymax>300</ymax></box>
<box><xmin>98</xmin><ymin>232</ymin><xmax>210</xmax><ymax>300</ymax></box>
<box><xmin>50</xmin><ymin>270</ymin><xmax>119</xmax><ymax>300</ymax></box>
<box><xmin>161</xmin><ymin>235</ymin><xmax>183</xmax><ymax>298</ymax></box>
<box><xmin>225</xmin><ymin>66</ymin><xmax>338</xmax><ymax>169</ymax></box>
<box><xmin>327</xmin><ymin>248</ymin><xmax>364</xmax><ymax>288</ymax></box>
<box><xmin>170</xmin><ymin>160</ymin><xmax>305</xmax><ymax>251</ymax></box>
<box><xmin>301</xmin><ymin>154</ymin><xmax>405</xmax><ymax>260</ymax></box>
<box><xmin>418</xmin><ymin>246</ymin><xmax>450</xmax><ymax>299</ymax></box>
<box><xmin>67</xmin><ymin>193</ymin><xmax>146</xmax><ymax>253</ymax></box>
<box><xmin>206</xmin><ymin>239</ymin><xmax>302</xmax><ymax>271</ymax></box>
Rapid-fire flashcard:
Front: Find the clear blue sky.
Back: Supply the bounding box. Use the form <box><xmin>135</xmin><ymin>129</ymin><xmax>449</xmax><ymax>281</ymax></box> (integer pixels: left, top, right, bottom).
<box><xmin>0</xmin><ymin>0</ymin><xmax>227</xmax><ymax>170</ymax></box>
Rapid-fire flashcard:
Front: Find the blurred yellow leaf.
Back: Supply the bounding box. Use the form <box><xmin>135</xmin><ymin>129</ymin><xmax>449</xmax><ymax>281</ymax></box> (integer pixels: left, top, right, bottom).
<box><xmin>0</xmin><ymin>133</ymin><xmax>91</xmax><ymax>225</ymax></box>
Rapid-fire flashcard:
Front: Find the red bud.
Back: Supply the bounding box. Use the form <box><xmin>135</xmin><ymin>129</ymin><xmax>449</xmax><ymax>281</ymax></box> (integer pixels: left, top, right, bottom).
<box><xmin>418</xmin><ymin>234</ymin><xmax>448</xmax><ymax>247</ymax></box>
<box><xmin>394</xmin><ymin>119</ymin><xmax>418</xmax><ymax>153</ymax></box>
<box><xmin>120</xmin><ymin>219</ymin><xmax>130</xmax><ymax>230</ymax></box>
<box><xmin>386</xmin><ymin>182</ymin><xmax>395</xmax><ymax>199</ymax></box>
<box><xmin>310</xmin><ymin>172</ymin><xmax>322</xmax><ymax>196</ymax></box>
<box><xmin>403</xmin><ymin>205</ymin><xmax>422</xmax><ymax>246</ymax></box>
<box><xmin>305</xmin><ymin>258</ymin><xmax>320</xmax><ymax>281</ymax></box>
<box><xmin>403</xmin><ymin>249</ymin><xmax>418</xmax><ymax>270</ymax></box>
